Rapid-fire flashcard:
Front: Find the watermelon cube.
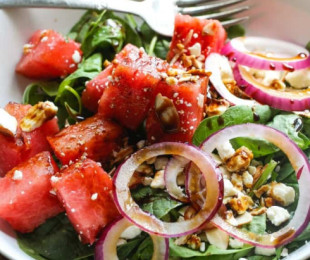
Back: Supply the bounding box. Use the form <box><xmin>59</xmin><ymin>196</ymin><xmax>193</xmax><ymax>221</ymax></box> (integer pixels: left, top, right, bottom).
<box><xmin>52</xmin><ymin>158</ymin><xmax>120</xmax><ymax>244</ymax></box>
<box><xmin>0</xmin><ymin>102</ymin><xmax>59</xmax><ymax>177</ymax></box>
<box><xmin>47</xmin><ymin>115</ymin><xmax>123</xmax><ymax>166</ymax></box>
<box><xmin>0</xmin><ymin>152</ymin><xmax>63</xmax><ymax>233</ymax></box>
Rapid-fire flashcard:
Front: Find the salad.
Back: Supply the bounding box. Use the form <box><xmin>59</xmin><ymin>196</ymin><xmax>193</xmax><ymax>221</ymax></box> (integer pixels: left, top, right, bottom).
<box><xmin>0</xmin><ymin>8</ymin><xmax>310</xmax><ymax>260</ymax></box>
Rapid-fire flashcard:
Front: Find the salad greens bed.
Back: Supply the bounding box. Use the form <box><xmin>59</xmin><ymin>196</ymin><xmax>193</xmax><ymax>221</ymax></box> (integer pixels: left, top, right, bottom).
<box><xmin>16</xmin><ymin>9</ymin><xmax>310</xmax><ymax>260</ymax></box>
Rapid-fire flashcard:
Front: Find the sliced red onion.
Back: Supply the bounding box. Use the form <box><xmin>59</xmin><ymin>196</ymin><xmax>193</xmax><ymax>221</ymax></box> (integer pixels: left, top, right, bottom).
<box><xmin>200</xmin><ymin>123</ymin><xmax>310</xmax><ymax>248</ymax></box>
<box><xmin>164</xmin><ymin>156</ymin><xmax>190</xmax><ymax>203</ymax></box>
<box><xmin>222</xmin><ymin>37</ymin><xmax>310</xmax><ymax>71</ymax></box>
<box><xmin>233</xmin><ymin>65</ymin><xmax>310</xmax><ymax>111</ymax></box>
<box><xmin>205</xmin><ymin>53</ymin><xmax>257</xmax><ymax>107</ymax></box>
<box><xmin>95</xmin><ymin>217</ymin><xmax>169</xmax><ymax>260</ymax></box>
<box><xmin>113</xmin><ymin>142</ymin><xmax>223</xmax><ymax>237</ymax></box>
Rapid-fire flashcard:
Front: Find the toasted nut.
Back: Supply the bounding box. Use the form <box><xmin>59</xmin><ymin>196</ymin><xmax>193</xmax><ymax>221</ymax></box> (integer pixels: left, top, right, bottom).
<box><xmin>111</xmin><ymin>146</ymin><xmax>134</xmax><ymax>166</ymax></box>
<box><xmin>174</xmin><ymin>235</ymin><xmax>190</xmax><ymax>246</ymax></box>
<box><xmin>206</xmin><ymin>228</ymin><xmax>229</xmax><ymax>250</ymax></box>
<box><xmin>252</xmin><ymin>165</ymin><xmax>264</xmax><ymax>185</ymax></box>
<box><xmin>235</xmin><ymin>211</ymin><xmax>253</xmax><ymax>226</ymax></box>
<box><xmin>181</xmin><ymin>54</ymin><xmax>193</xmax><ymax>68</ymax></box>
<box><xmin>264</xmin><ymin>197</ymin><xmax>274</xmax><ymax>208</ymax></box>
<box><xmin>155</xmin><ymin>94</ymin><xmax>180</xmax><ymax>133</ymax></box>
<box><xmin>103</xmin><ymin>59</ymin><xmax>111</xmax><ymax>67</ymax></box>
<box><xmin>270</xmin><ymin>79</ymin><xmax>286</xmax><ymax>90</ymax></box>
<box><xmin>150</xmin><ymin>170</ymin><xmax>165</xmax><ymax>189</ymax></box>
<box><xmin>225</xmin><ymin>146</ymin><xmax>254</xmax><ymax>172</ymax></box>
<box><xmin>154</xmin><ymin>156</ymin><xmax>169</xmax><ymax>170</ymax></box>
<box><xmin>254</xmin><ymin>184</ymin><xmax>271</xmax><ymax>198</ymax></box>
<box><xmin>0</xmin><ymin>108</ymin><xmax>18</xmax><ymax>136</ymax></box>
<box><xmin>176</xmin><ymin>43</ymin><xmax>185</xmax><ymax>51</ymax></box>
<box><xmin>136</xmin><ymin>163</ymin><xmax>153</xmax><ymax>175</ymax></box>
<box><xmin>20</xmin><ymin>101</ymin><xmax>58</xmax><ymax>132</ymax></box>
<box><xmin>205</xmin><ymin>98</ymin><xmax>230</xmax><ymax>117</ymax></box>
<box><xmin>187</xmin><ymin>234</ymin><xmax>201</xmax><ymax>250</ymax></box>
<box><xmin>251</xmin><ymin>207</ymin><xmax>267</xmax><ymax>216</ymax></box>
<box><xmin>165</xmin><ymin>76</ymin><xmax>178</xmax><ymax>85</ymax></box>
<box><xmin>129</xmin><ymin>172</ymin><xmax>152</xmax><ymax>188</ymax></box>
<box><xmin>229</xmin><ymin>196</ymin><xmax>253</xmax><ymax>215</ymax></box>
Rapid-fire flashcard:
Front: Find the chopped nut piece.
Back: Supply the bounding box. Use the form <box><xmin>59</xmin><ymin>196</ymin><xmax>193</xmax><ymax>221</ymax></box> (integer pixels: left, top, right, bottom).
<box><xmin>165</xmin><ymin>76</ymin><xmax>178</xmax><ymax>85</ymax></box>
<box><xmin>150</xmin><ymin>170</ymin><xmax>165</xmax><ymax>189</ymax></box>
<box><xmin>0</xmin><ymin>108</ymin><xmax>18</xmax><ymax>136</ymax></box>
<box><xmin>251</xmin><ymin>207</ymin><xmax>267</xmax><ymax>216</ymax></box>
<box><xmin>146</xmin><ymin>157</ymin><xmax>156</xmax><ymax>165</ymax></box>
<box><xmin>242</xmin><ymin>171</ymin><xmax>254</xmax><ymax>188</ymax></box>
<box><xmin>270</xmin><ymin>79</ymin><xmax>286</xmax><ymax>90</ymax></box>
<box><xmin>270</xmin><ymin>182</ymin><xmax>295</xmax><ymax>206</ymax></box>
<box><xmin>264</xmin><ymin>197</ymin><xmax>274</xmax><ymax>208</ymax></box>
<box><xmin>129</xmin><ymin>172</ymin><xmax>152</xmax><ymax>188</ymax></box>
<box><xmin>103</xmin><ymin>59</ymin><xmax>111</xmax><ymax>67</ymax></box>
<box><xmin>225</xmin><ymin>146</ymin><xmax>253</xmax><ymax>172</ymax></box>
<box><xmin>187</xmin><ymin>234</ymin><xmax>201</xmax><ymax>250</ymax></box>
<box><xmin>154</xmin><ymin>157</ymin><xmax>169</xmax><ymax>170</ymax></box>
<box><xmin>155</xmin><ymin>93</ymin><xmax>180</xmax><ymax>133</ymax></box>
<box><xmin>205</xmin><ymin>99</ymin><xmax>230</xmax><ymax>117</ymax></box>
<box><xmin>229</xmin><ymin>196</ymin><xmax>253</xmax><ymax>215</ymax></box>
<box><xmin>136</xmin><ymin>163</ymin><xmax>153</xmax><ymax>175</ymax></box>
<box><xmin>181</xmin><ymin>54</ymin><xmax>193</xmax><ymax>68</ymax></box>
<box><xmin>253</xmin><ymin>184</ymin><xmax>270</xmax><ymax>198</ymax></box>
<box><xmin>202</xmin><ymin>22</ymin><xmax>216</xmax><ymax>36</ymax></box>
<box><xmin>174</xmin><ymin>235</ymin><xmax>190</xmax><ymax>246</ymax></box>
<box><xmin>111</xmin><ymin>146</ymin><xmax>134</xmax><ymax>166</ymax></box>
<box><xmin>20</xmin><ymin>101</ymin><xmax>58</xmax><ymax>132</ymax></box>
<box><xmin>176</xmin><ymin>43</ymin><xmax>185</xmax><ymax>51</ymax></box>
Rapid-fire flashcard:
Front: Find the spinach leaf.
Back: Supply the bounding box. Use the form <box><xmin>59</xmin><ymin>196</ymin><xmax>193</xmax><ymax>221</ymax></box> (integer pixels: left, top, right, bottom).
<box><xmin>17</xmin><ymin>213</ymin><xmax>93</xmax><ymax>260</ymax></box>
<box><xmin>267</xmin><ymin>114</ymin><xmax>310</xmax><ymax>149</ymax></box>
<box><xmin>169</xmin><ymin>239</ymin><xmax>253</xmax><ymax>258</ymax></box>
<box><xmin>23</xmin><ymin>81</ymin><xmax>59</xmax><ymax>105</ymax></box>
<box><xmin>131</xmin><ymin>236</ymin><xmax>153</xmax><ymax>260</ymax></box>
<box><xmin>117</xmin><ymin>233</ymin><xmax>148</xmax><ymax>260</ymax></box>
<box><xmin>132</xmin><ymin>186</ymin><xmax>182</xmax><ymax>219</ymax></box>
<box><xmin>192</xmin><ymin>105</ymin><xmax>273</xmax><ymax>146</ymax></box>
<box><xmin>227</xmin><ymin>24</ymin><xmax>246</xmax><ymax>39</ymax></box>
<box><xmin>230</xmin><ymin>137</ymin><xmax>279</xmax><ymax>158</ymax></box>
<box><xmin>245</xmin><ymin>214</ymin><xmax>267</xmax><ymax>235</ymax></box>
<box><xmin>251</xmin><ymin>160</ymin><xmax>277</xmax><ymax>194</ymax></box>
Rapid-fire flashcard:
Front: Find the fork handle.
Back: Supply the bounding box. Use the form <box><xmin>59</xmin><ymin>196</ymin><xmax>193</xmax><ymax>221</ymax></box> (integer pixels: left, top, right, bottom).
<box><xmin>0</xmin><ymin>0</ymin><xmax>143</xmax><ymax>15</ymax></box>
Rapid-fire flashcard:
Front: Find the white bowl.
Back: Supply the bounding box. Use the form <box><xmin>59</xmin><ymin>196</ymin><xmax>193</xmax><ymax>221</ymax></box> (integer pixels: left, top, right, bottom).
<box><xmin>0</xmin><ymin>0</ymin><xmax>310</xmax><ymax>259</ymax></box>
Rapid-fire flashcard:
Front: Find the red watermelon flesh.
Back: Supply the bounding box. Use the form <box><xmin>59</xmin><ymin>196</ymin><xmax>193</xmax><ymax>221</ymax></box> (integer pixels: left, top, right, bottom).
<box><xmin>52</xmin><ymin>158</ymin><xmax>120</xmax><ymax>244</ymax></box>
<box><xmin>0</xmin><ymin>103</ymin><xmax>59</xmax><ymax>177</ymax></box>
<box><xmin>0</xmin><ymin>152</ymin><xmax>63</xmax><ymax>233</ymax></box>
<box><xmin>167</xmin><ymin>14</ymin><xmax>226</xmax><ymax>63</ymax></box>
<box><xmin>47</xmin><ymin>115</ymin><xmax>123</xmax><ymax>165</ymax></box>
<box><xmin>16</xmin><ymin>29</ymin><xmax>82</xmax><ymax>80</ymax></box>
<box><xmin>146</xmin><ymin>76</ymin><xmax>208</xmax><ymax>143</ymax></box>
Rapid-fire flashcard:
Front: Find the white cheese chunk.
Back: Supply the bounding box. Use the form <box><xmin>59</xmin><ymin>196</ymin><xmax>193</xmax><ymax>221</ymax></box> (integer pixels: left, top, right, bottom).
<box><xmin>12</xmin><ymin>170</ymin><xmax>23</xmax><ymax>180</ymax></box>
<box><xmin>206</xmin><ymin>228</ymin><xmax>229</xmax><ymax>250</ymax></box>
<box><xmin>224</xmin><ymin>179</ymin><xmax>238</xmax><ymax>197</ymax></box>
<box><xmin>285</xmin><ymin>68</ymin><xmax>310</xmax><ymax>89</ymax></box>
<box><xmin>266</xmin><ymin>206</ymin><xmax>290</xmax><ymax>226</ymax></box>
<box><xmin>216</xmin><ymin>141</ymin><xmax>235</xmax><ymax>161</ymax></box>
<box><xmin>188</xmin><ymin>43</ymin><xmax>201</xmax><ymax>57</ymax></box>
<box><xmin>271</xmin><ymin>183</ymin><xmax>295</xmax><ymax>206</ymax></box>
<box><xmin>150</xmin><ymin>170</ymin><xmax>165</xmax><ymax>189</ymax></box>
<box><xmin>0</xmin><ymin>108</ymin><xmax>18</xmax><ymax>136</ymax></box>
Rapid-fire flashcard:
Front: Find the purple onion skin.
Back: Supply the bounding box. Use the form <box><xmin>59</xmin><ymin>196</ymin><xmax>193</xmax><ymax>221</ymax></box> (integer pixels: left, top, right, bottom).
<box><xmin>233</xmin><ymin>65</ymin><xmax>310</xmax><ymax>111</ymax></box>
<box><xmin>222</xmin><ymin>40</ymin><xmax>310</xmax><ymax>71</ymax></box>
<box><xmin>201</xmin><ymin>123</ymin><xmax>310</xmax><ymax>248</ymax></box>
<box><xmin>112</xmin><ymin>142</ymin><xmax>224</xmax><ymax>238</ymax></box>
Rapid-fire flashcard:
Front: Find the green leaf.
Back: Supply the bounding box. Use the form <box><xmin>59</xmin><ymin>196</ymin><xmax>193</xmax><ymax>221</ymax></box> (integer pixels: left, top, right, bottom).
<box><xmin>251</xmin><ymin>160</ymin><xmax>277</xmax><ymax>194</ymax></box>
<box><xmin>227</xmin><ymin>24</ymin><xmax>246</xmax><ymax>39</ymax></box>
<box><xmin>306</xmin><ymin>41</ymin><xmax>310</xmax><ymax>53</ymax></box>
<box><xmin>169</xmin><ymin>239</ymin><xmax>253</xmax><ymax>258</ymax></box>
<box><xmin>245</xmin><ymin>214</ymin><xmax>267</xmax><ymax>235</ymax></box>
<box><xmin>192</xmin><ymin>105</ymin><xmax>273</xmax><ymax>146</ymax></box>
<box><xmin>230</xmin><ymin>137</ymin><xmax>279</xmax><ymax>158</ymax></box>
<box><xmin>17</xmin><ymin>213</ymin><xmax>94</xmax><ymax>260</ymax></box>
<box><xmin>267</xmin><ymin>114</ymin><xmax>310</xmax><ymax>149</ymax></box>
<box><xmin>131</xmin><ymin>236</ymin><xmax>153</xmax><ymax>260</ymax></box>
<box><xmin>117</xmin><ymin>233</ymin><xmax>148</xmax><ymax>260</ymax></box>
<box><xmin>23</xmin><ymin>81</ymin><xmax>59</xmax><ymax>105</ymax></box>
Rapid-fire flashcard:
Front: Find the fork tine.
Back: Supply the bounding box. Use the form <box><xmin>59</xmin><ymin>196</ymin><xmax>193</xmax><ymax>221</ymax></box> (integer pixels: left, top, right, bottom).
<box><xmin>195</xmin><ymin>6</ymin><xmax>249</xmax><ymax>20</ymax></box>
<box><xmin>176</xmin><ymin>0</ymin><xmax>220</xmax><ymax>7</ymax></box>
<box><xmin>179</xmin><ymin>0</ymin><xmax>247</xmax><ymax>15</ymax></box>
<box><xmin>221</xmin><ymin>16</ymin><xmax>249</xmax><ymax>27</ymax></box>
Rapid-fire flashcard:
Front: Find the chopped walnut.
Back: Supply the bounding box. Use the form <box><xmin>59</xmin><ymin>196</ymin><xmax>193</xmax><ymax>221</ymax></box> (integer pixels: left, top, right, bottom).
<box><xmin>20</xmin><ymin>101</ymin><xmax>58</xmax><ymax>132</ymax></box>
<box><xmin>155</xmin><ymin>94</ymin><xmax>180</xmax><ymax>132</ymax></box>
<box><xmin>136</xmin><ymin>163</ymin><xmax>153</xmax><ymax>176</ymax></box>
<box><xmin>225</xmin><ymin>146</ymin><xmax>254</xmax><ymax>172</ymax></box>
<box><xmin>251</xmin><ymin>207</ymin><xmax>267</xmax><ymax>216</ymax></box>
<box><xmin>253</xmin><ymin>184</ymin><xmax>271</xmax><ymax>198</ymax></box>
<box><xmin>229</xmin><ymin>195</ymin><xmax>253</xmax><ymax>215</ymax></box>
<box><xmin>150</xmin><ymin>170</ymin><xmax>165</xmax><ymax>189</ymax></box>
<box><xmin>187</xmin><ymin>234</ymin><xmax>201</xmax><ymax>250</ymax></box>
<box><xmin>129</xmin><ymin>172</ymin><xmax>153</xmax><ymax>188</ymax></box>
<box><xmin>264</xmin><ymin>197</ymin><xmax>274</xmax><ymax>208</ymax></box>
<box><xmin>205</xmin><ymin>98</ymin><xmax>230</xmax><ymax>117</ymax></box>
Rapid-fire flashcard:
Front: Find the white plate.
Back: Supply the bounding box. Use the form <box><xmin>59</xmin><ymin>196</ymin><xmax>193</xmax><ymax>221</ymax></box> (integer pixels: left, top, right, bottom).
<box><xmin>0</xmin><ymin>0</ymin><xmax>310</xmax><ymax>259</ymax></box>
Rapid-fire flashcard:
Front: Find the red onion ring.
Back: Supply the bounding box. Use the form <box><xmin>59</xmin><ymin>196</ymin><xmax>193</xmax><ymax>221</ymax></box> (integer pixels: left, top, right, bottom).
<box><xmin>233</xmin><ymin>65</ymin><xmax>310</xmax><ymax>111</ymax></box>
<box><xmin>222</xmin><ymin>37</ymin><xmax>310</xmax><ymax>71</ymax></box>
<box><xmin>95</xmin><ymin>217</ymin><xmax>169</xmax><ymax>260</ymax></box>
<box><xmin>205</xmin><ymin>53</ymin><xmax>257</xmax><ymax>106</ymax></box>
<box><xmin>164</xmin><ymin>156</ymin><xmax>190</xmax><ymax>203</ymax></box>
<box><xmin>200</xmin><ymin>123</ymin><xmax>310</xmax><ymax>248</ymax></box>
<box><xmin>113</xmin><ymin>142</ymin><xmax>223</xmax><ymax>237</ymax></box>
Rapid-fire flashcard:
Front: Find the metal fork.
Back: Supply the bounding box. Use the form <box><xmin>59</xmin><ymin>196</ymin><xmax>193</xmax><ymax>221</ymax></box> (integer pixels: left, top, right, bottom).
<box><xmin>0</xmin><ymin>0</ymin><xmax>249</xmax><ymax>37</ymax></box>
